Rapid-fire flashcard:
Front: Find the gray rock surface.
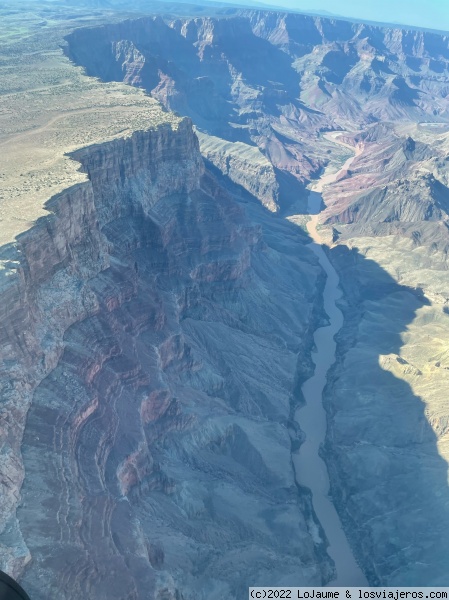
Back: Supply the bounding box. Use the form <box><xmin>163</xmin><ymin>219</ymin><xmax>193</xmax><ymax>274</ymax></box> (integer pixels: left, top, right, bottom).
<box><xmin>1</xmin><ymin>114</ymin><xmax>329</xmax><ymax>598</ymax></box>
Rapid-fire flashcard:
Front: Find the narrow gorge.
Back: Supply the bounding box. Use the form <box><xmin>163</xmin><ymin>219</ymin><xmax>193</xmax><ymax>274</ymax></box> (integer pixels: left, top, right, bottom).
<box><xmin>293</xmin><ymin>137</ymin><xmax>367</xmax><ymax>586</ymax></box>
<box><xmin>63</xmin><ymin>11</ymin><xmax>449</xmax><ymax>587</ymax></box>
<box><xmin>2</xmin><ymin>3</ymin><xmax>449</xmax><ymax>598</ymax></box>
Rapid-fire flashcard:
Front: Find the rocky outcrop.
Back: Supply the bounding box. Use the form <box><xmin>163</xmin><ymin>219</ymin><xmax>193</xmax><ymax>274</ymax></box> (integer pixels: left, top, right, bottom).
<box><xmin>315</xmin><ymin>126</ymin><xmax>449</xmax><ymax>585</ymax></box>
<box><xmin>196</xmin><ymin>131</ymin><xmax>280</xmax><ymax>211</ymax></box>
<box><xmin>0</xmin><ymin>118</ymin><xmax>200</xmax><ymax>578</ymax></box>
<box><xmin>0</xmin><ymin>113</ymin><xmax>329</xmax><ymax>598</ymax></box>
<box><xmin>65</xmin><ymin>12</ymin><xmax>449</xmax><ymax>210</ymax></box>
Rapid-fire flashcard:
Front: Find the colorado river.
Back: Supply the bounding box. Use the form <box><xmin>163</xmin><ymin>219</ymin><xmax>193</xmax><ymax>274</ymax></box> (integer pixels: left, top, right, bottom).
<box><xmin>292</xmin><ymin>135</ymin><xmax>368</xmax><ymax>585</ymax></box>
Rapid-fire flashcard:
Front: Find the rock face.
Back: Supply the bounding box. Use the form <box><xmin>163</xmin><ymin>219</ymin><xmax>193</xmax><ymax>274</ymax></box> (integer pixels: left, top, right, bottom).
<box><xmin>196</xmin><ymin>130</ymin><xmax>280</xmax><ymax>211</ymax></box>
<box><xmin>4</xmin><ymin>4</ymin><xmax>449</xmax><ymax>595</ymax></box>
<box><xmin>317</xmin><ymin>123</ymin><xmax>449</xmax><ymax>585</ymax></box>
<box><xmin>65</xmin><ymin>12</ymin><xmax>449</xmax><ymax>212</ymax></box>
<box><xmin>0</xmin><ymin>114</ymin><xmax>329</xmax><ymax>598</ymax></box>
<box><xmin>64</xmin><ymin>12</ymin><xmax>449</xmax><ymax>587</ymax></box>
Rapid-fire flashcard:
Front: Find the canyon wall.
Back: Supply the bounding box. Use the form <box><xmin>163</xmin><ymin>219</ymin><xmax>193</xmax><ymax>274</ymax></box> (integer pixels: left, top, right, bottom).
<box><xmin>63</xmin><ymin>11</ymin><xmax>449</xmax><ymax>586</ymax></box>
<box><xmin>0</xmin><ymin>114</ymin><xmax>329</xmax><ymax>598</ymax></box>
<box><xmin>65</xmin><ymin>12</ymin><xmax>449</xmax><ymax>212</ymax></box>
<box><xmin>3</xmin><ymin>7</ymin><xmax>449</xmax><ymax>594</ymax></box>
<box><xmin>318</xmin><ymin>124</ymin><xmax>449</xmax><ymax>585</ymax></box>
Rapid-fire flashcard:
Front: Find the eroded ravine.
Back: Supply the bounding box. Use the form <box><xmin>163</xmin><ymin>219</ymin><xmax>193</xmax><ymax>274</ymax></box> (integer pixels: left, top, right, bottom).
<box><xmin>293</xmin><ymin>136</ymin><xmax>368</xmax><ymax>586</ymax></box>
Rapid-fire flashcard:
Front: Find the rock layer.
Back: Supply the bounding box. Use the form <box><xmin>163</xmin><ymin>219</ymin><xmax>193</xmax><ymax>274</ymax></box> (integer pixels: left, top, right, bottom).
<box><xmin>64</xmin><ymin>12</ymin><xmax>449</xmax><ymax>586</ymax></box>
<box><xmin>4</xmin><ymin>4</ymin><xmax>449</xmax><ymax>594</ymax></box>
<box><xmin>65</xmin><ymin>12</ymin><xmax>449</xmax><ymax>213</ymax></box>
<box><xmin>1</xmin><ymin>113</ymin><xmax>329</xmax><ymax>598</ymax></box>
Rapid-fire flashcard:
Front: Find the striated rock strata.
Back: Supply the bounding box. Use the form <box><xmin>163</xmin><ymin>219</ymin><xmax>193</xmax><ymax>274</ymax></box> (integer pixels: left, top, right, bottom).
<box><xmin>0</xmin><ymin>115</ymin><xmax>330</xmax><ymax>598</ymax></box>
<box><xmin>65</xmin><ymin>12</ymin><xmax>449</xmax><ymax>213</ymax></box>
<box><xmin>5</xmin><ymin>5</ymin><xmax>449</xmax><ymax>593</ymax></box>
<box><xmin>64</xmin><ymin>12</ymin><xmax>449</xmax><ymax>586</ymax></box>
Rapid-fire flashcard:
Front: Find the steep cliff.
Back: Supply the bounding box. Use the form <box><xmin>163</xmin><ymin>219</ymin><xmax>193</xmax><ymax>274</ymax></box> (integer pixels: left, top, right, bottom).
<box><xmin>316</xmin><ymin>125</ymin><xmax>449</xmax><ymax>585</ymax></box>
<box><xmin>65</xmin><ymin>12</ymin><xmax>449</xmax><ymax>214</ymax></box>
<box><xmin>5</xmin><ymin>4</ymin><xmax>449</xmax><ymax>593</ymax></box>
<box><xmin>0</xmin><ymin>113</ymin><xmax>329</xmax><ymax>598</ymax></box>
<box><xmin>62</xmin><ymin>14</ymin><xmax>449</xmax><ymax>586</ymax></box>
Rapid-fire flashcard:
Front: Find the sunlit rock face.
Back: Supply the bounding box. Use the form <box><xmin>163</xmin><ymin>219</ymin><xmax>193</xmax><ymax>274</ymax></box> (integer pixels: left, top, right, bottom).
<box><xmin>65</xmin><ymin>12</ymin><xmax>449</xmax><ymax>212</ymax></box>
<box><xmin>0</xmin><ymin>115</ymin><xmax>329</xmax><ymax>598</ymax></box>
<box><xmin>316</xmin><ymin>122</ymin><xmax>449</xmax><ymax>586</ymax></box>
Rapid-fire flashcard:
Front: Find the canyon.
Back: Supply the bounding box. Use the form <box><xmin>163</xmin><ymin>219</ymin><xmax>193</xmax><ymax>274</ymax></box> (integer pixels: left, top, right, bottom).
<box><xmin>293</xmin><ymin>140</ymin><xmax>367</xmax><ymax>587</ymax></box>
<box><xmin>1</xmin><ymin>1</ymin><xmax>449</xmax><ymax>598</ymax></box>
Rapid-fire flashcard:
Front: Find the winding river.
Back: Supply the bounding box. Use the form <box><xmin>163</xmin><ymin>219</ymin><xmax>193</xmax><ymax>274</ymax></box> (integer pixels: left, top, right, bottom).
<box><xmin>292</xmin><ymin>135</ymin><xmax>368</xmax><ymax>586</ymax></box>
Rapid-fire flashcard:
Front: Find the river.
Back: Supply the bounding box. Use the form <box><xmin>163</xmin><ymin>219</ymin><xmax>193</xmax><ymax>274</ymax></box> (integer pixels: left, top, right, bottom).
<box><xmin>292</xmin><ymin>135</ymin><xmax>368</xmax><ymax>586</ymax></box>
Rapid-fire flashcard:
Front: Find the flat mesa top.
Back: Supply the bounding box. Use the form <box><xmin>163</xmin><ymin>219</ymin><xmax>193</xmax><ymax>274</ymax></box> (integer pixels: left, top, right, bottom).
<box><xmin>0</xmin><ymin>5</ymin><xmax>182</xmax><ymax>249</ymax></box>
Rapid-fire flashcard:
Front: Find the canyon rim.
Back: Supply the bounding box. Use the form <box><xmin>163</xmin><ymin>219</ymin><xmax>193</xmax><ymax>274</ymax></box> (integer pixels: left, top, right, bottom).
<box><xmin>1</xmin><ymin>1</ymin><xmax>449</xmax><ymax>598</ymax></box>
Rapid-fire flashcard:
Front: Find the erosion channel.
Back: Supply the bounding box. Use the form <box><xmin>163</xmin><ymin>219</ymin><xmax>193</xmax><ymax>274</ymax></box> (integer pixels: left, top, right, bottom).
<box><xmin>293</xmin><ymin>135</ymin><xmax>367</xmax><ymax>586</ymax></box>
